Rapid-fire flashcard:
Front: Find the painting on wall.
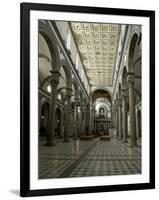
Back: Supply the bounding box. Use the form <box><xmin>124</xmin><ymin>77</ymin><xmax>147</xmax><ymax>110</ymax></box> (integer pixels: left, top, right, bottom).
<box><xmin>20</xmin><ymin>2</ymin><xmax>155</xmax><ymax>197</ymax></box>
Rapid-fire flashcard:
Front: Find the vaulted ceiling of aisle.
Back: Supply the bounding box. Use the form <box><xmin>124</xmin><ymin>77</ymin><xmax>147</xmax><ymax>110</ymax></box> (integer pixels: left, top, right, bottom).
<box><xmin>70</xmin><ymin>22</ymin><xmax>121</xmax><ymax>86</ymax></box>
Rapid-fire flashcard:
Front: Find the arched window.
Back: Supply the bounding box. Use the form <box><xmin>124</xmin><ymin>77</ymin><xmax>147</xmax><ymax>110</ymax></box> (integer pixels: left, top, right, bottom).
<box><xmin>66</xmin><ymin>30</ymin><xmax>71</xmax><ymax>50</ymax></box>
<box><xmin>75</xmin><ymin>54</ymin><xmax>79</xmax><ymax>70</ymax></box>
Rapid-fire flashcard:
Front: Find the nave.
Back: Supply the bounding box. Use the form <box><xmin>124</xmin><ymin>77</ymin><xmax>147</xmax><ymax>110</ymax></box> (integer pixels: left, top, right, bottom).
<box><xmin>38</xmin><ymin>20</ymin><xmax>142</xmax><ymax>178</ymax></box>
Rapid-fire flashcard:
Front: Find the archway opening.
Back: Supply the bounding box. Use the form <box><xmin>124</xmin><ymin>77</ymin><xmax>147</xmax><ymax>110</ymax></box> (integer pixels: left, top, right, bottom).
<box><xmin>92</xmin><ymin>89</ymin><xmax>112</xmax><ymax>136</ymax></box>
<box><xmin>137</xmin><ymin>109</ymin><xmax>142</xmax><ymax>137</ymax></box>
<box><xmin>39</xmin><ymin>102</ymin><xmax>49</xmax><ymax>136</ymax></box>
<box><xmin>55</xmin><ymin>108</ymin><xmax>61</xmax><ymax>137</ymax></box>
<box><xmin>92</xmin><ymin>89</ymin><xmax>112</xmax><ymax>103</ymax></box>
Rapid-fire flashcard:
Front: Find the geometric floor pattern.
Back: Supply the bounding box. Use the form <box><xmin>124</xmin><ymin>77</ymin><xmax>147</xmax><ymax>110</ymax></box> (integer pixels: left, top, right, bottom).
<box><xmin>39</xmin><ymin>135</ymin><xmax>141</xmax><ymax>179</ymax></box>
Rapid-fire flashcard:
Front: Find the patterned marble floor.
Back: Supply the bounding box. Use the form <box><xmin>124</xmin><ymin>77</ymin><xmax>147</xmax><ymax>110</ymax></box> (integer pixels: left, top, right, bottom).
<box><xmin>38</xmin><ymin>135</ymin><xmax>141</xmax><ymax>179</ymax></box>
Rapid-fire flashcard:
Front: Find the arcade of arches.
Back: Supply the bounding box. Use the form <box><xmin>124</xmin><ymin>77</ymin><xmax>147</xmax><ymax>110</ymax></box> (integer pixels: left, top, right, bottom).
<box><xmin>38</xmin><ymin>20</ymin><xmax>141</xmax><ymax>178</ymax></box>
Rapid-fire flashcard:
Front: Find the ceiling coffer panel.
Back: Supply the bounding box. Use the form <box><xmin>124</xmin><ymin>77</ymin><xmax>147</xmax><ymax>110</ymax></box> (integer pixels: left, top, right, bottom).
<box><xmin>70</xmin><ymin>22</ymin><xmax>121</xmax><ymax>86</ymax></box>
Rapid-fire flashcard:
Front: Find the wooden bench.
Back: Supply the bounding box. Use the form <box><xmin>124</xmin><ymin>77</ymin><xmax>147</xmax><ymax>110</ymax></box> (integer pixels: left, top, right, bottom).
<box><xmin>100</xmin><ymin>135</ymin><xmax>111</xmax><ymax>141</ymax></box>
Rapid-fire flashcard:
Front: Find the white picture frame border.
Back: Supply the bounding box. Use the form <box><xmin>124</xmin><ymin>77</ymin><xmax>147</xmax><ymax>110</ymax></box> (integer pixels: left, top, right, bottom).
<box><xmin>30</xmin><ymin>10</ymin><xmax>150</xmax><ymax>190</ymax></box>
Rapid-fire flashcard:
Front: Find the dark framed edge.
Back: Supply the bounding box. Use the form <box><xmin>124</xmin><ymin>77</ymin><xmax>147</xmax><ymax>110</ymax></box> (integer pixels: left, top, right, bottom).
<box><xmin>20</xmin><ymin>2</ymin><xmax>155</xmax><ymax>197</ymax></box>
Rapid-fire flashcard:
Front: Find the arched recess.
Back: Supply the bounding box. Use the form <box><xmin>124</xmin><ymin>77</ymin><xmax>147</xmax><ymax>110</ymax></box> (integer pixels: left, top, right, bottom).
<box><xmin>72</xmin><ymin>79</ymin><xmax>80</xmax><ymax>98</ymax></box>
<box><xmin>91</xmin><ymin>87</ymin><xmax>113</xmax><ymax>100</ymax></box>
<box><xmin>38</xmin><ymin>33</ymin><xmax>53</xmax><ymax>86</ymax></box>
<box><xmin>59</xmin><ymin>59</ymin><xmax>72</xmax><ymax>89</ymax></box>
<box><xmin>136</xmin><ymin>107</ymin><xmax>142</xmax><ymax>138</ymax></box>
<box><xmin>118</xmin><ymin>83</ymin><xmax>122</xmax><ymax>98</ymax></box>
<box><xmin>55</xmin><ymin>107</ymin><xmax>61</xmax><ymax>137</ymax></box>
<box><xmin>128</xmin><ymin>32</ymin><xmax>141</xmax><ymax>105</ymax></box>
<box><xmin>92</xmin><ymin>89</ymin><xmax>112</xmax><ymax>104</ymax></box>
<box><xmin>66</xmin><ymin>29</ymin><xmax>71</xmax><ymax>50</ymax></box>
<box><xmin>38</xmin><ymin>20</ymin><xmax>61</xmax><ymax>111</ymax></box>
<box><xmin>75</xmin><ymin>53</ymin><xmax>79</xmax><ymax>70</ymax></box>
<box><xmin>92</xmin><ymin>90</ymin><xmax>112</xmax><ymax>128</ymax></box>
<box><xmin>128</xmin><ymin>33</ymin><xmax>139</xmax><ymax>72</ymax></box>
<box><xmin>95</xmin><ymin>102</ymin><xmax>110</xmax><ymax>118</ymax></box>
<box><xmin>122</xmin><ymin>66</ymin><xmax>127</xmax><ymax>89</ymax></box>
<box><xmin>39</xmin><ymin>102</ymin><xmax>49</xmax><ymax>136</ymax></box>
<box><xmin>39</xmin><ymin>21</ymin><xmax>60</xmax><ymax>71</ymax></box>
<box><xmin>137</xmin><ymin>109</ymin><xmax>142</xmax><ymax>137</ymax></box>
<box><xmin>134</xmin><ymin>32</ymin><xmax>142</xmax><ymax>103</ymax></box>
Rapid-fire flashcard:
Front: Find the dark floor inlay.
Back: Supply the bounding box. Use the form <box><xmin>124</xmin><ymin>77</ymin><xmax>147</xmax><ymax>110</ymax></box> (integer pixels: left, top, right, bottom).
<box><xmin>57</xmin><ymin>140</ymin><xmax>98</xmax><ymax>178</ymax></box>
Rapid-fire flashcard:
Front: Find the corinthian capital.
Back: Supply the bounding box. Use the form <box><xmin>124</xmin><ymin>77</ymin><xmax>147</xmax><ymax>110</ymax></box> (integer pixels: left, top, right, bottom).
<box><xmin>65</xmin><ymin>88</ymin><xmax>72</xmax><ymax>98</ymax></box>
<box><xmin>74</xmin><ymin>97</ymin><xmax>80</xmax><ymax>105</ymax></box>
<box><xmin>50</xmin><ymin>71</ymin><xmax>60</xmax><ymax>89</ymax></box>
<box><xmin>116</xmin><ymin>98</ymin><xmax>122</xmax><ymax>106</ymax></box>
<box><xmin>127</xmin><ymin>72</ymin><xmax>135</xmax><ymax>87</ymax></box>
<box><xmin>121</xmin><ymin>89</ymin><xmax>127</xmax><ymax>98</ymax></box>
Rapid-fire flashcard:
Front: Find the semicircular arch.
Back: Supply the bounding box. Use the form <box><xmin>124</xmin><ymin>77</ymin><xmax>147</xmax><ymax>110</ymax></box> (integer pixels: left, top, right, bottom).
<box><xmin>128</xmin><ymin>32</ymin><xmax>139</xmax><ymax>72</ymax></box>
<box><xmin>39</xmin><ymin>21</ymin><xmax>60</xmax><ymax>71</ymax></box>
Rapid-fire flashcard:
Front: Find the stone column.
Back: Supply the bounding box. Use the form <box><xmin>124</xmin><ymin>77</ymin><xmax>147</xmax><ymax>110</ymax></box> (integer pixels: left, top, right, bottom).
<box><xmin>85</xmin><ymin>105</ymin><xmax>89</xmax><ymax>135</ymax></box>
<box><xmin>127</xmin><ymin>72</ymin><xmax>137</xmax><ymax>146</ymax></box>
<box><xmin>80</xmin><ymin>104</ymin><xmax>84</xmax><ymax>136</ymax></box>
<box><xmin>115</xmin><ymin>107</ymin><xmax>118</xmax><ymax>138</ymax></box>
<box><xmin>91</xmin><ymin>106</ymin><xmax>94</xmax><ymax>134</ymax></box>
<box><xmin>135</xmin><ymin>104</ymin><xmax>141</xmax><ymax>138</ymax></box>
<box><xmin>107</xmin><ymin>121</ymin><xmax>110</xmax><ymax>135</ymax></box>
<box><xmin>59</xmin><ymin>108</ymin><xmax>64</xmax><ymax>139</ymax></box>
<box><xmin>93</xmin><ymin>110</ymin><xmax>96</xmax><ymax>134</ymax></box>
<box><xmin>88</xmin><ymin>105</ymin><xmax>93</xmax><ymax>135</ymax></box>
<box><xmin>117</xmin><ymin>99</ymin><xmax>122</xmax><ymax>140</ymax></box>
<box><xmin>114</xmin><ymin>103</ymin><xmax>119</xmax><ymax>138</ymax></box>
<box><xmin>136</xmin><ymin>110</ymin><xmax>139</xmax><ymax>138</ymax></box>
<box><xmin>63</xmin><ymin>88</ymin><xmax>72</xmax><ymax>142</ymax></box>
<box><xmin>73</xmin><ymin>97</ymin><xmax>79</xmax><ymax>140</ymax></box>
<box><xmin>76</xmin><ymin>105</ymin><xmax>80</xmax><ymax>137</ymax></box>
<box><xmin>82</xmin><ymin>107</ymin><xmax>87</xmax><ymax>135</ymax></box>
<box><xmin>94</xmin><ymin>120</ymin><xmax>96</xmax><ymax>134</ymax></box>
<box><xmin>110</xmin><ymin>107</ymin><xmax>115</xmax><ymax>128</ymax></box>
<box><xmin>121</xmin><ymin>89</ymin><xmax>128</xmax><ymax>143</ymax></box>
<box><xmin>45</xmin><ymin>71</ymin><xmax>60</xmax><ymax>146</ymax></box>
<box><xmin>106</xmin><ymin>121</ymin><xmax>108</xmax><ymax>135</ymax></box>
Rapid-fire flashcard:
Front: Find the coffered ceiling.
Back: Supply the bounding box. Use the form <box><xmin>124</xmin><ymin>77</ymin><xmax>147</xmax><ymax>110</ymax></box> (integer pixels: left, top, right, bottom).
<box><xmin>70</xmin><ymin>22</ymin><xmax>121</xmax><ymax>86</ymax></box>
